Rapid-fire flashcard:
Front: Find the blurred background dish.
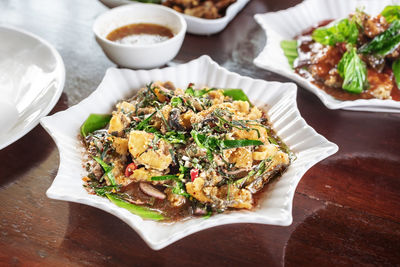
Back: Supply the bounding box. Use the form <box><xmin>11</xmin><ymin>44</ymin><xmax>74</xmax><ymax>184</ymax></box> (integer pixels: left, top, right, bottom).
<box><xmin>253</xmin><ymin>0</ymin><xmax>400</xmax><ymax>113</ymax></box>
<box><xmin>98</xmin><ymin>0</ymin><xmax>250</xmax><ymax>35</ymax></box>
<box><xmin>93</xmin><ymin>3</ymin><xmax>186</xmax><ymax>69</ymax></box>
<box><xmin>0</xmin><ymin>25</ymin><xmax>65</xmax><ymax>150</ymax></box>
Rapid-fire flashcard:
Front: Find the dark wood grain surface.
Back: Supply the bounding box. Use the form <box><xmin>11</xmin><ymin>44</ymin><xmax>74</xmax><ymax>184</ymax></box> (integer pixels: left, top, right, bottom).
<box><xmin>1</xmin><ymin>0</ymin><xmax>400</xmax><ymax>266</ymax></box>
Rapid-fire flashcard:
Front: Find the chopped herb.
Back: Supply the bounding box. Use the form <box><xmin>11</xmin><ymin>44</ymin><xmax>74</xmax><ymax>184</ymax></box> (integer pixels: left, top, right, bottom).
<box><xmin>171</xmin><ymin>96</ymin><xmax>183</xmax><ymax>107</ymax></box>
<box><xmin>151</xmin><ymin>175</ymin><xmax>180</xmax><ymax>181</ymax></box>
<box><xmin>268</xmin><ymin>136</ymin><xmax>278</xmax><ymax>145</ymax></box>
<box><xmin>135</xmin><ymin>111</ymin><xmax>156</xmax><ymax>130</ymax></box>
<box><xmin>92</xmin><ymin>156</ymin><xmax>117</xmax><ymax>186</ymax></box>
<box><xmin>91</xmin><ymin>185</ymin><xmax>120</xmax><ymax>197</ymax></box>
<box><xmin>163</xmin><ymin>131</ymin><xmax>187</xmax><ymax>144</ymax></box>
<box><xmin>221</xmin><ymin>139</ymin><xmax>263</xmax><ymax>149</ymax></box>
<box><xmin>185</xmin><ymin>84</ymin><xmax>216</xmax><ymax>97</ymax></box>
<box><xmin>172</xmin><ymin>180</ymin><xmax>190</xmax><ymax>197</ymax></box>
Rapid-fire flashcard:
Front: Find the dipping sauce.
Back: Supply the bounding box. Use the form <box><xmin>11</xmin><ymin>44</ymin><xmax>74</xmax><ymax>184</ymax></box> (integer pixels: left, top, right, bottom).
<box><xmin>106</xmin><ymin>23</ymin><xmax>174</xmax><ymax>45</ymax></box>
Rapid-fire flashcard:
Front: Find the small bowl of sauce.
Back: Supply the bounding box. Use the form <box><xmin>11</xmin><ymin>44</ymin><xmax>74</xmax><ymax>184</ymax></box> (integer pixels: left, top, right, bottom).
<box><xmin>107</xmin><ymin>23</ymin><xmax>174</xmax><ymax>45</ymax></box>
<box><xmin>93</xmin><ymin>4</ymin><xmax>186</xmax><ymax>69</ymax></box>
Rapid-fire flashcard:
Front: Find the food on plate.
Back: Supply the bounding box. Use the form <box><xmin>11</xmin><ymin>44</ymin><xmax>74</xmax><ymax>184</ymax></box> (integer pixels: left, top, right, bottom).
<box><xmin>281</xmin><ymin>5</ymin><xmax>400</xmax><ymax>101</ymax></box>
<box><xmin>106</xmin><ymin>23</ymin><xmax>174</xmax><ymax>45</ymax></box>
<box><xmin>162</xmin><ymin>0</ymin><xmax>236</xmax><ymax>19</ymax></box>
<box><xmin>80</xmin><ymin>81</ymin><xmax>293</xmax><ymax>221</ymax></box>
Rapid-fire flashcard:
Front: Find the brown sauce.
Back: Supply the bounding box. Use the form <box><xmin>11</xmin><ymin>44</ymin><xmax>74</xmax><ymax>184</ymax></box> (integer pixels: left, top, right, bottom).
<box><xmin>122</xmin><ymin>182</ymin><xmax>192</xmax><ymax>222</ymax></box>
<box><xmin>106</xmin><ymin>23</ymin><xmax>174</xmax><ymax>45</ymax></box>
<box><xmin>294</xmin><ymin>20</ymin><xmax>400</xmax><ymax>102</ymax></box>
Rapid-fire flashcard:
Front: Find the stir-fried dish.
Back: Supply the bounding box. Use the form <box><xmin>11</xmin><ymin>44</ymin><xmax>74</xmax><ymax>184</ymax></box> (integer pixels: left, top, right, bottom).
<box><xmin>162</xmin><ymin>0</ymin><xmax>236</xmax><ymax>19</ymax></box>
<box><xmin>281</xmin><ymin>5</ymin><xmax>400</xmax><ymax>101</ymax></box>
<box><xmin>80</xmin><ymin>81</ymin><xmax>293</xmax><ymax>221</ymax></box>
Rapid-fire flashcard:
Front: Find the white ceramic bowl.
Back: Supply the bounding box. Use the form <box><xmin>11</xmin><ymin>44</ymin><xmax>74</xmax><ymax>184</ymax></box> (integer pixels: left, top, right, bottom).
<box><xmin>40</xmin><ymin>55</ymin><xmax>338</xmax><ymax>250</ymax></box>
<box><xmin>93</xmin><ymin>3</ymin><xmax>186</xmax><ymax>69</ymax></box>
<box><xmin>0</xmin><ymin>25</ymin><xmax>65</xmax><ymax>150</ymax></box>
<box><xmin>98</xmin><ymin>0</ymin><xmax>250</xmax><ymax>35</ymax></box>
<box><xmin>254</xmin><ymin>0</ymin><xmax>400</xmax><ymax>113</ymax></box>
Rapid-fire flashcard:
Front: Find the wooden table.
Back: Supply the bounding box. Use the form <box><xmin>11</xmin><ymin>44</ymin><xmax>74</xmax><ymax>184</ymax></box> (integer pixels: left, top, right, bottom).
<box><xmin>1</xmin><ymin>0</ymin><xmax>399</xmax><ymax>266</ymax></box>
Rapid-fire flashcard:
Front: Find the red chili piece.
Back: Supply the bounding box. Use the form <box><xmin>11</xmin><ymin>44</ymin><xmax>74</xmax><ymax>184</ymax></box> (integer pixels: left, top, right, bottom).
<box><xmin>125</xmin><ymin>163</ymin><xmax>137</xmax><ymax>177</ymax></box>
<box><xmin>190</xmin><ymin>168</ymin><xmax>199</xmax><ymax>182</ymax></box>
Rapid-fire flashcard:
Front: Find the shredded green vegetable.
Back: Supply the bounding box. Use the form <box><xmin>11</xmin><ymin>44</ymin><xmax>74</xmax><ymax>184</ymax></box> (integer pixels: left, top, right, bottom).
<box><xmin>106</xmin><ymin>193</ymin><xmax>164</xmax><ymax>221</ymax></box>
<box><xmin>80</xmin><ymin>114</ymin><xmax>111</xmax><ymax>138</ymax></box>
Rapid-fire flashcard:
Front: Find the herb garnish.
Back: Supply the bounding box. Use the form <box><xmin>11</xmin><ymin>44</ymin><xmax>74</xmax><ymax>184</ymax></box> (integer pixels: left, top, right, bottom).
<box><xmin>381</xmin><ymin>5</ymin><xmax>400</xmax><ymax>23</ymax></box>
<box><xmin>312</xmin><ymin>18</ymin><xmax>359</xmax><ymax>46</ymax></box>
<box><xmin>337</xmin><ymin>46</ymin><xmax>368</xmax><ymax>94</ymax></box>
<box><xmin>92</xmin><ymin>156</ymin><xmax>117</xmax><ymax>186</ymax></box>
<box><xmin>358</xmin><ymin>20</ymin><xmax>400</xmax><ymax>56</ymax></box>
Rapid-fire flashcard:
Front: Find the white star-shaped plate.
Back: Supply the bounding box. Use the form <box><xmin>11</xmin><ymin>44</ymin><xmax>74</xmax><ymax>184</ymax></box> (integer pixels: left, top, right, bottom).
<box><xmin>40</xmin><ymin>55</ymin><xmax>338</xmax><ymax>250</ymax></box>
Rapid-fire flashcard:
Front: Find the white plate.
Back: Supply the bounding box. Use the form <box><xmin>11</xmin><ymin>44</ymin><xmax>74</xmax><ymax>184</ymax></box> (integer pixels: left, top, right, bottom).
<box><xmin>98</xmin><ymin>0</ymin><xmax>250</xmax><ymax>35</ymax></box>
<box><xmin>40</xmin><ymin>55</ymin><xmax>338</xmax><ymax>250</ymax></box>
<box><xmin>0</xmin><ymin>25</ymin><xmax>65</xmax><ymax>150</ymax></box>
<box><xmin>253</xmin><ymin>0</ymin><xmax>400</xmax><ymax>113</ymax></box>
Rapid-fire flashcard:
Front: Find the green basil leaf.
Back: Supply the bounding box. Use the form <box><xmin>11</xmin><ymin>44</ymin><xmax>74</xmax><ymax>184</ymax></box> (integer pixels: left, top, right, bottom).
<box><xmin>80</xmin><ymin>114</ymin><xmax>111</xmax><ymax>138</ymax></box>
<box><xmin>222</xmin><ymin>89</ymin><xmax>250</xmax><ymax>102</ymax></box>
<box><xmin>337</xmin><ymin>47</ymin><xmax>368</xmax><ymax>94</ymax></box>
<box><xmin>381</xmin><ymin>5</ymin><xmax>400</xmax><ymax>23</ymax></box>
<box><xmin>221</xmin><ymin>139</ymin><xmax>263</xmax><ymax>149</ymax></box>
<box><xmin>106</xmin><ymin>193</ymin><xmax>164</xmax><ymax>221</ymax></box>
<box><xmin>280</xmin><ymin>40</ymin><xmax>298</xmax><ymax>68</ymax></box>
<box><xmin>393</xmin><ymin>59</ymin><xmax>400</xmax><ymax>88</ymax></box>
<box><xmin>312</xmin><ymin>19</ymin><xmax>359</xmax><ymax>46</ymax></box>
<box><xmin>358</xmin><ymin>20</ymin><xmax>400</xmax><ymax>55</ymax></box>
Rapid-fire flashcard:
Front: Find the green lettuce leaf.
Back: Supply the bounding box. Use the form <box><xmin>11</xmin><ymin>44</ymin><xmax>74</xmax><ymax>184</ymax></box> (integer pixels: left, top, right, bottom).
<box><xmin>280</xmin><ymin>40</ymin><xmax>298</xmax><ymax>68</ymax></box>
